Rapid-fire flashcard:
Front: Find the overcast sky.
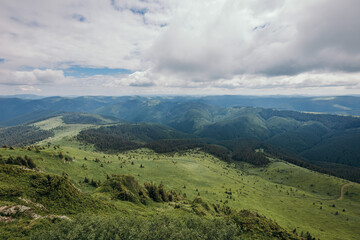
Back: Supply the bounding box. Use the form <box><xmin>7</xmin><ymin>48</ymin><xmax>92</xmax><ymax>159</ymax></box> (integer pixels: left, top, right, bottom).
<box><xmin>0</xmin><ymin>0</ymin><xmax>359</xmax><ymax>96</ymax></box>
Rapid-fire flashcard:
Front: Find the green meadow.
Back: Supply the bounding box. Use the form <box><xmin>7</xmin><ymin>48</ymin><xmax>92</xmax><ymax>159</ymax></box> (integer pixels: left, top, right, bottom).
<box><xmin>1</xmin><ymin>143</ymin><xmax>359</xmax><ymax>240</ymax></box>
<box><xmin>1</xmin><ymin>117</ymin><xmax>359</xmax><ymax>239</ymax></box>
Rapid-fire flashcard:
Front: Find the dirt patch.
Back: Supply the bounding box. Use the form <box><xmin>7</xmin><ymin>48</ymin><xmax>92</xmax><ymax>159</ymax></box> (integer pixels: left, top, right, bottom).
<box><xmin>338</xmin><ymin>183</ymin><xmax>351</xmax><ymax>200</ymax></box>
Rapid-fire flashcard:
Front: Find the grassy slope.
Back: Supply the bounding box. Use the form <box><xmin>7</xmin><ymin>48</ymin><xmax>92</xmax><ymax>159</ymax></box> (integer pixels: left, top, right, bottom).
<box><xmin>1</xmin><ymin>117</ymin><xmax>359</xmax><ymax>239</ymax></box>
<box><xmin>0</xmin><ymin>164</ymin><xmax>117</xmax><ymax>240</ymax></box>
<box><xmin>32</xmin><ymin>116</ymin><xmax>98</xmax><ymax>149</ymax></box>
<box><xmin>1</xmin><ymin>145</ymin><xmax>359</xmax><ymax>240</ymax></box>
<box><xmin>31</xmin><ymin>116</ymin><xmax>64</xmax><ymax>130</ymax></box>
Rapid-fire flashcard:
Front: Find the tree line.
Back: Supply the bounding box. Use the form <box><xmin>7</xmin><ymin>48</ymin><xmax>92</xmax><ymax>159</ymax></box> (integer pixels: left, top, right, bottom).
<box><xmin>0</xmin><ymin>125</ymin><xmax>53</xmax><ymax>146</ymax></box>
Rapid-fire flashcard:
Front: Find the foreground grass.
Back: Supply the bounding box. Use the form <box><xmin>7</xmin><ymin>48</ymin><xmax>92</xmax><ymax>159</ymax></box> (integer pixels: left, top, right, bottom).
<box><xmin>1</xmin><ymin>145</ymin><xmax>359</xmax><ymax>240</ymax></box>
<box><xmin>31</xmin><ymin>213</ymin><xmax>243</xmax><ymax>240</ymax></box>
<box><xmin>0</xmin><ymin>161</ymin><xmax>299</xmax><ymax>240</ymax></box>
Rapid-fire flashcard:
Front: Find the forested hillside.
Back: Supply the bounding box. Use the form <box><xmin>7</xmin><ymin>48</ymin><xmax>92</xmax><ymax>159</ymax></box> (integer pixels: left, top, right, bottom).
<box><xmin>0</xmin><ymin>126</ymin><xmax>53</xmax><ymax>146</ymax></box>
<box><xmin>0</xmin><ymin>105</ymin><xmax>359</xmax><ymax>239</ymax></box>
<box><xmin>1</xmin><ymin>95</ymin><xmax>360</xmax><ymax>126</ymax></box>
<box><xmin>1</xmin><ymin>97</ymin><xmax>360</xmax><ymax>182</ymax></box>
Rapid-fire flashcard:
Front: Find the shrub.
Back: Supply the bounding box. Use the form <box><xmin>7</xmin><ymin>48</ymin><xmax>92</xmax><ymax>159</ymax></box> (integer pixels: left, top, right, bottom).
<box><xmin>30</xmin><ymin>213</ymin><xmax>243</xmax><ymax>240</ymax></box>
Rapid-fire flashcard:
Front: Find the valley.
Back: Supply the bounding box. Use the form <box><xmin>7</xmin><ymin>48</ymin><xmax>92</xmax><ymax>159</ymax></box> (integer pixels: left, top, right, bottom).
<box><xmin>0</xmin><ymin>99</ymin><xmax>360</xmax><ymax>239</ymax></box>
<box><xmin>2</xmin><ymin>1</ymin><xmax>360</xmax><ymax>239</ymax></box>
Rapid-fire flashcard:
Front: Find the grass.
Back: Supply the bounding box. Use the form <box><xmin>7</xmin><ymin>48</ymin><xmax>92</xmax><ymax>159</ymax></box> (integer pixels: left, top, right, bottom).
<box><xmin>32</xmin><ymin>116</ymin><xmax>98</xmax><ymax>148</ymax></box>
<box><xmin>1</xmin><ymin>145</ymin><xmax>359</xmax><ymax>240</ymax></box>
<box><xmin>31</xmin><ymin>116</ymin><xmax>64</xmax><ymax>130</ymax></box>
<box><xmin>1</xmin><ymin>116</ymin><xmax>359</xmax><ymax>239</ymax></box>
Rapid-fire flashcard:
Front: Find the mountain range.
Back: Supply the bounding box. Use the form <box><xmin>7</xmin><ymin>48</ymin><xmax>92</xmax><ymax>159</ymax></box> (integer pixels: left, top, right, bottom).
<box><xmin>1</xmin><ymin>95</ymin><xmax>359</xmax><ymax>182</ymax></box>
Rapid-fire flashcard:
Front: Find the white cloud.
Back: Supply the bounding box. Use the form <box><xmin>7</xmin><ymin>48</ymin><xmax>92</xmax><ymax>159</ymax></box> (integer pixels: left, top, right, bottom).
<box><xmin>149</xmin><ymin>0</ymin><xmax>360</xmax><ymax>78</ymax></box>
<box><xmin>19</xmin><ymin>85</ymin><xmax>41</xmax><ymax>92</ymax></box>
<box><xmin>0</xmin><ymin>69</ymin><xmax>65</xmax><ymax>85</ymax></box>
<box><xmin>0</xmin><ymin>0</ymin><xmax>359</xmax><ymax>95</ymax></box>
<box><xmin>0</xmin><ymin>0</ymin><xmax>164</xmax><ymax>70</ymax></box>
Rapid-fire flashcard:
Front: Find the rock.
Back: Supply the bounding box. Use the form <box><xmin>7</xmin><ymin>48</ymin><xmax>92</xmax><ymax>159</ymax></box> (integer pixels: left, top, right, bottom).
<box><xmin>0</xmin><ymin>205</ymin><xmax>31</xmax><ymax>215</ymax></box>
<box><xmin>18</xmin><ymin>197</ymin><xmax>46</xmax><ymax>210</ymax></box>
<box><xmin>0</xmin><ymin>204</ymin><xmax>71</xmax><ymax>222</ymax></box>
<box><xmin>0</xmin><ymin>216</ymin><xmax>14</xmax><ymax>223</ymax></box>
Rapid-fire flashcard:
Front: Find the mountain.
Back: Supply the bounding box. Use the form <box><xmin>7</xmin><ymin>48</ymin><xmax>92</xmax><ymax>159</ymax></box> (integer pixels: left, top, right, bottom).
<box><xmin>1</xmin><ymin>96</ymin><xmax>360</xmax><ymax>182</ymax></box>
<box><xmin>77</xmin><ymin>122</ymin><xmax>196</xmax><ymax>152</ymax></box>
<box><xmin>1</xmin><ymin>101</ymin><xmax>360</xmax><ymax>239</ymax></box>
<box><xmin>1</xmin><ymin>95</ymin><xmax>360</xmax><ymax>127</ymax></box>
<box><xmin>197</xmin><ymin>108</ymin><xmax>360</xmax><ymax>181</ymax></box>
<box><xmin>0</xmin><ymin>94</ymin><xmax>46</xmax><ymax>100</ymax></box>
<box><xmin>0</xmin><ymin>96</ymin><xmax>124</xmax><ymax>126</ymax></box>
<box><xmin>200</xmin><ymin>95</ymin><xmax>360</xmax><ymax>115</ymax></box>
<box><xmin>0</xmin><ymin>112</ymin><xmax>122</xmax><ymax>147</ymax></box>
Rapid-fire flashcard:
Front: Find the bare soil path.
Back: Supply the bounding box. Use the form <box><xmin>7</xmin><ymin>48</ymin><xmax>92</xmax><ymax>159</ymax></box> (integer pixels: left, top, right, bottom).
<box><xmin>338</xmin><ymin>183</ymin><xmax>351</xmax><ymax>200</ymax></box>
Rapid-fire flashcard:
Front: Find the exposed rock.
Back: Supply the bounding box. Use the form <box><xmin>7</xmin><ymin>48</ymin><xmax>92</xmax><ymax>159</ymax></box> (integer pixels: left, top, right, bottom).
<box><xmin>18</xmin><ymin>197</ymin><xmax>46</xmax><ymax>210</ymax></box>
<box><xmin>0</xmin><ymin>204</ymin><xmax>71</xmax><ymax>222</ymax></box>
<box><xmin>0</xmin><ymin>205</ymin><xmax>31</xmax><ymax>215</ymax></box>
<box><xmin>48</xmin><ymin>215</ymin><xmax>71</xmax><ymax>221</ymax></box>
<box><xmin>0</xmin><ymin>216</ymin><xmax>14</xmax><ymax>223</ymax></box>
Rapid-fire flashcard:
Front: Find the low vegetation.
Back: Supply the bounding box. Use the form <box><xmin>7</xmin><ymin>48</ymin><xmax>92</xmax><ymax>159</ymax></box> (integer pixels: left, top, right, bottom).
<box><xmin>1</xmin><ymin>108</ymin><xmax>360</xmax><ymax>240</ymax></box>
<box><xmin>0</xmin><ymin>155</ymin><xmax>36</xmax><ymax>169</ymax></box>
<box><xmin>31</xmin><ymin>213</ymin><xmax>243</xmax><ymax>240</ymax></box>
<box><xmin>61</xmin><ymin>112</ymin><xmax>120</xmax><ymax>125</ymax></box>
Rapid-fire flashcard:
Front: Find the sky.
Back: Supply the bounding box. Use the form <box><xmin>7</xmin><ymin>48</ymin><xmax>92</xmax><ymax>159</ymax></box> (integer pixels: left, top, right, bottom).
<box><xmin>0</xmin><ymin>0</ymin><xmax>359</xmax><ymax>96</ymax></box>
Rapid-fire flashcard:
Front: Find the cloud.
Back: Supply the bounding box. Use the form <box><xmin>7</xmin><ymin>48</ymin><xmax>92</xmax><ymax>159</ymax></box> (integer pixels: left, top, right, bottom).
<box><xmin>0</xmin><ymin>0</ymin><xmax>359</xmax><ymax>96</ymax></box>
<box><xmin>211</xmin><ymin>72</ymin><xmax>360</xmax><ymax>90</ymax></box>
<box><xmin>148</xmin><ymin>0</ymin><xmax>360</xmax><ymax>79</ymax></box>
<box><xmin>0</xmin><ymin>0</ymin><xmax>164</xmax><ymax>71</ymax></box>
<box><xmin>0</xmin><ymin>69</ymin><xmax>65</xmax><ymax>85</ymax></box>
<box><xmin>97</xmin><ymin>68</ymin><xmax>360</xmax><ymax>94</ymax></box>
<box><xmin>127</xmin><ymin>71</ymin><xmax>155</xmax><ymax>86</ymax></box>
<box><xmin>103</xmin><ymin>70</ymin><xmax>155</xmax><ymax>88</ymax></box>
<box><xmin>19</xmin><ymin>85</ymin><xmax>41</xmax><ymax>92</ymax></box>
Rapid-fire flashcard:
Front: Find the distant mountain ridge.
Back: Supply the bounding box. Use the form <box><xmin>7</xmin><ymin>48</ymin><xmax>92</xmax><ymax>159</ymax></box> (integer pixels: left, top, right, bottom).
<box><xmin>1</xmin><ymin>95</ymin><xmax>360</xmax><ymax>127</ymax></box>
<box><xmin>1</xmin><ymin>95</ymin><xmax>360</xmax><ymax>182</ymax></box>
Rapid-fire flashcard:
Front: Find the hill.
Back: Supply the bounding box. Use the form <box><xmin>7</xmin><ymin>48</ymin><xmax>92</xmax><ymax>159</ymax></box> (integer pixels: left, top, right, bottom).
<box><xmin>2</xmin><ymin>95</ymin><xmax>360</xmax><ymax>127</ymax></box>
<box><xmin>0</xmin><ymin>144</ymin><xmax>358</xmax><ymax>239</ymax></box>
<box><xmin>0</xmin><ymin>113</ymin><xmax>122</xmax><ymax>147</ymax></box>
<box><xmin>1</xmin><ymin>98</ymin><xmax>360</xmax><ymax>239</ymax></box>
<box><xmin>2</xmin><ymin>107</ymin><xmax>360</xmax><ymax>182</ymax></box>
<box><xmin>0</xmin><ymin>147</ymin><xmax>307</xmax><ymax>240</ymax></box>
<box><xmin>196</xmin><ymin>108</ymin><xmax>360</xmax><ymax>181</ymax></box>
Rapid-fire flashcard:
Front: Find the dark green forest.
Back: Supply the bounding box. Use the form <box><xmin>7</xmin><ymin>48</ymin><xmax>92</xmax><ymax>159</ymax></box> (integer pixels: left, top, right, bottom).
<box><xmin>0</xmin><ymin>126</ymin><xmax>53</xmax><ymax>147</ymax></box>
<box><xmin>75</xmin><ymin>121</ymin><xmax>360</xmax><ymax>182</ymax></box>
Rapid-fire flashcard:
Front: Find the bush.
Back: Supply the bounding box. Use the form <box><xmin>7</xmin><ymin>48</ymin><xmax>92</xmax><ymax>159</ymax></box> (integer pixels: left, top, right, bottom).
<box><xmin>4</xmin><ymin>155</ymin><xmax>37</xmax><ymax>169</ymax></box>
<box><xmin>31</xmin><ymin>213</ymin><xmax>243</xmax><ymax>240</ymax></box>
<box><xmin>96</xmin><ymin>175</ymin><xmax>148</xmax><ymax>204</ymax></box>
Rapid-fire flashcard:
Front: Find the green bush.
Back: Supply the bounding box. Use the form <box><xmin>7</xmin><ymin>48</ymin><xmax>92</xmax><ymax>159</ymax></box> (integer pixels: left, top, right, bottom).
<box><xmin>96</xmin><ymin>175</ymin><xmax>148</xmax><ymax>204</ymax></box>
<box><xmin>31</xmin><ymin>213</ymin><xmax>243</xmax><ymax>240</ymax></box>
